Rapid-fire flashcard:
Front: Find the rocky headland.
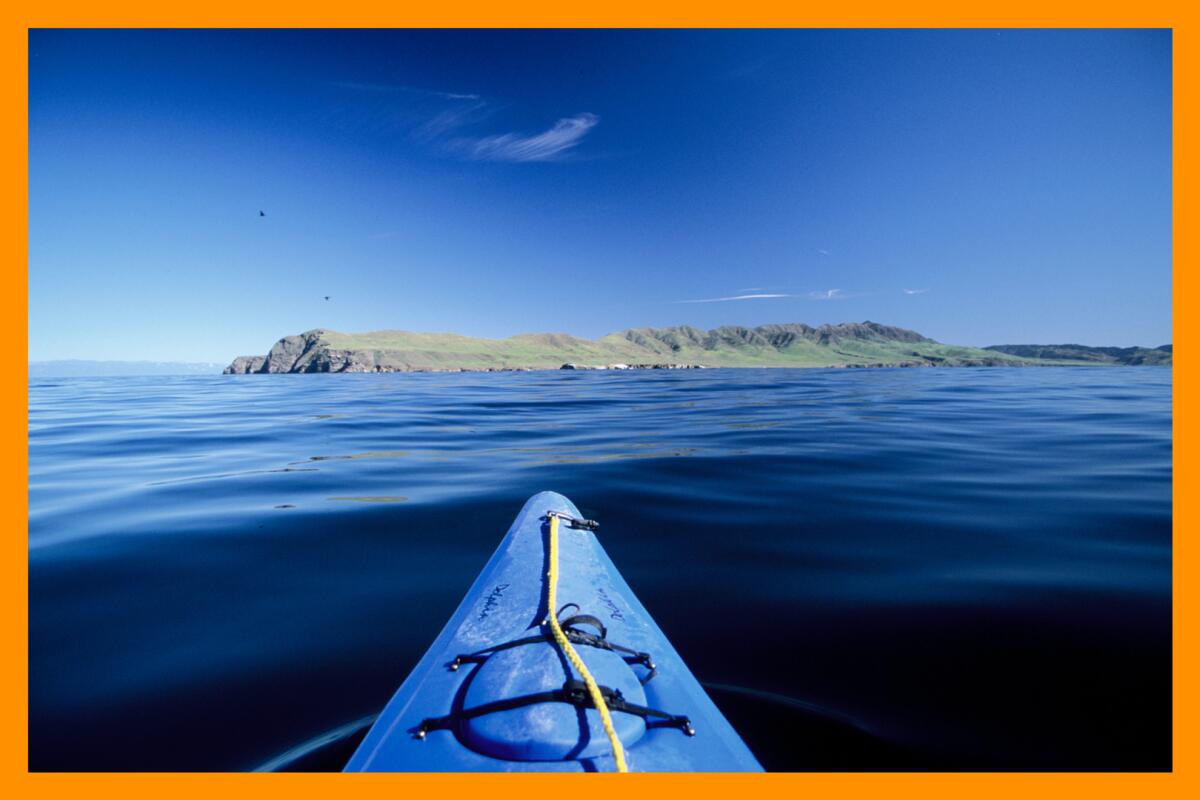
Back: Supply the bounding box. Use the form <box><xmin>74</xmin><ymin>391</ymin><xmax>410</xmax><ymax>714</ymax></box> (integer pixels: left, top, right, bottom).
<box><xmin>222</xmin><ymin>322</ymin><xmax>1169</xmax><ymax>374</ymax></box>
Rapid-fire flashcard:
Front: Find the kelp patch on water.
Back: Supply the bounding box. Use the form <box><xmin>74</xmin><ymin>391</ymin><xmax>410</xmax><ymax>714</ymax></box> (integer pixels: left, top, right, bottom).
<box><xmin>327</xmin><ymin>495</ymin><xmax>408</xmax><ymax>503</ymax></box>
<box><xmin>299</xmin><ymin>451</ymin><xmax>410</xmax><ymax>463</ymax></box>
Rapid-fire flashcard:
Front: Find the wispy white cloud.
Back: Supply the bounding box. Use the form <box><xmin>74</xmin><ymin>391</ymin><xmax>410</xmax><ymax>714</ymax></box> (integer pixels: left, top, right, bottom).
<box><xmin>418</xmin><ymin>101</ymin><xmax>491</xmax><ymax>140</ymax></box>
<box><xmin>902</xmin><ymin>288</ymin><xmax>930</xmax><ymax>295</ymax></box>
<box><xmin>330</xmin><ymin>81</ymin><xmax>598</xmax><ymax>165</ymax></box>
<box><xmin>809</xmin><ymin>289</ymin><xmax>845</xmax><ymax>300</ymax></box>
<box><xmin>330</xmin><ymin>81</ymin><xmax>481</xmax><ymax>101</ymax></box>
<box><xmin>461</xmin><ymin>113</ymin><xmax>599</xmax><ymax>162</ymax></box>
<box><xmin>321</xmin><ymin>80</ymin><xmax>487</xmax><ymax>139</ymax></box>
<box><xmin>674</xmin><ymin>293</ymin><xmax>794</xmax><ymax>304</ymax></box>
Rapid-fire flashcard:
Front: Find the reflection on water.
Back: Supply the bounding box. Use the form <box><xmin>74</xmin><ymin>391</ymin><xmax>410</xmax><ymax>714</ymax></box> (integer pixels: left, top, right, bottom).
<box><xmin>28</xmin><ymin>368</ymin><xmax>1171</xmax><ymax>771</ymax></box>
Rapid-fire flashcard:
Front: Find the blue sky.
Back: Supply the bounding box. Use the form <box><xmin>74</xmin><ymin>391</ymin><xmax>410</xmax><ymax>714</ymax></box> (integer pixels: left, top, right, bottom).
<box><xmin>29</xmin><ymin>29</ymin><xmax>1171</xmax><ymax>362</ymax></box>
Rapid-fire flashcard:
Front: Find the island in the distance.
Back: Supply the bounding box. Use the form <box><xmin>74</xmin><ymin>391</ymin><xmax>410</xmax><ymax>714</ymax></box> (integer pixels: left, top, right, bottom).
<box><xmin>223</xmin><ymin>322</ymin><xmax>1172</xmax><ymax>373</ymax></box>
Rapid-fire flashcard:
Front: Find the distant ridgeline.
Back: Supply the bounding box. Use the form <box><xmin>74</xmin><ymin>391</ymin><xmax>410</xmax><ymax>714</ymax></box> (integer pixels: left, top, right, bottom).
<box><xmin>223</xmin><ymin>323</ymin><xmax>1172</xmax><ymax>373</ymax></box>
<box><xmin>984</xmin><ymin>344</ymin><xmax>1173</xmax><ymax>366</ymax></box>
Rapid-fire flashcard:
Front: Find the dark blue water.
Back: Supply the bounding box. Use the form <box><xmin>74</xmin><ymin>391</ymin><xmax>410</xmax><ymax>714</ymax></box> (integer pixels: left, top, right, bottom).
<box><xmin>28</xmin><ymin>368</ymin><xmax>1172</xmax><ymax>771</ymax></box>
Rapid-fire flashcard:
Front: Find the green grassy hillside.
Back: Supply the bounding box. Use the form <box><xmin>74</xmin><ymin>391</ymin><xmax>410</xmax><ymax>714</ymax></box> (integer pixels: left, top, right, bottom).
<box><xmin>226</xmin><ymin>321</ymin><xmax>1096</xmax><ymax>373</ymax></box>
<box><xmin>984</xmin><ymin>343</ymin><xmax>1171</xmax><ymax>365</ymax></box>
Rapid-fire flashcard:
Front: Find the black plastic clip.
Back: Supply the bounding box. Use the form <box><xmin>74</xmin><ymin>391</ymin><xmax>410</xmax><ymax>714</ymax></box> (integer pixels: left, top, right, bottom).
<box><xmin>547</xmin><ymin>510</ymin><xmax>599</xmax><ymax>531</ymax></box>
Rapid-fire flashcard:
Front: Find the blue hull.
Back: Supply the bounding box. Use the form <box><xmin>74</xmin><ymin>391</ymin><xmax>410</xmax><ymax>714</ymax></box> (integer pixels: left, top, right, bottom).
<box><xmin>345</xmin><ymin>491</ymin><xmax>762</xmax><ymax>772</ymax></box>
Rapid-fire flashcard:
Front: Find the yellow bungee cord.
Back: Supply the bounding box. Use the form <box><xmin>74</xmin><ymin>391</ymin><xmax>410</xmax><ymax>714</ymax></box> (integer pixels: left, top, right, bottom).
<box><xmin>545</xmin><ymin>512</ymin><xmax>629</xmax><ymax>772</ymax></box>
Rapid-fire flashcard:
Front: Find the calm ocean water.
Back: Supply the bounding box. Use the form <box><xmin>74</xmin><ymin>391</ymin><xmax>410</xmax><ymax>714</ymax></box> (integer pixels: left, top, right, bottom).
<box><xmin>28</xmin><ymin>368</ymin><xmax>1172</xmax><ymax>771</ymax></box>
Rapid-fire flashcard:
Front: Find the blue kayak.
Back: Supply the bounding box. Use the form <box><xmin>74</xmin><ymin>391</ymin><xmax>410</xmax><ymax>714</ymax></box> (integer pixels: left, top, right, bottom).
<box><xmin>345</xmin><ymin>491</ymin><xmax>763</xmax><ymax>772</ymax></box>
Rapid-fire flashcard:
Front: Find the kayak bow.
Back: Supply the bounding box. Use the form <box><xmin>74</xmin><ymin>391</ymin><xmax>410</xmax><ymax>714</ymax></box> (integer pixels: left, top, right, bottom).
<box><xmin>345</xmin><ymin>491</ymin><xmax>762</xmax><ymax>772</ymax></box>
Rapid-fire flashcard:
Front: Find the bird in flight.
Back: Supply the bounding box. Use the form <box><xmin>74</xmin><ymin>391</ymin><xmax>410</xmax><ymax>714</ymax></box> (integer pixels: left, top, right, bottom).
<box><xmin>259</xmin><ymin>210</ymin><xmax>266</xmax><ymax>217</ymax></box>
<box><xmin>324</xmin><ymin>296</ymin><xmax>331</xmax><ymax>301</ymax></box>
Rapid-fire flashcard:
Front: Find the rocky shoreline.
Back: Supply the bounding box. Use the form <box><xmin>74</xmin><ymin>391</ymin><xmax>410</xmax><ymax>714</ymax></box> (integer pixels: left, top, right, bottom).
<box><xmin>225</xmin><ymin>358</ymin><xmax>1010</xmax><ymax>374</ymax></box>
<box><xmin>224</xmin><ymin>358</ymin><xmax>710</xmax><ymax>374</ymax></box>
<box><xmin>559</xmin><ymin>363</ymin><xmax>704</xmax><ymax>370</ymax></box>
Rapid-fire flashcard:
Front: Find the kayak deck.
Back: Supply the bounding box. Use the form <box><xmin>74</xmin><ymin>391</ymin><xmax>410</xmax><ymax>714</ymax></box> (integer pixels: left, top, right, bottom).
<box><xmin>345</xmin><ymin>491</ymin><xmax>762</xmax><ymax>772</ymax></box>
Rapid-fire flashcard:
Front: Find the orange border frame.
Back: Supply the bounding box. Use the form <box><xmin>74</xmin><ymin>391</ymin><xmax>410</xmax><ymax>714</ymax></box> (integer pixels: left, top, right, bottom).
<box><xmin>4</xmin><ymin>3</ymin><xmax>1191</xmax><ymax>798</ymax></box>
